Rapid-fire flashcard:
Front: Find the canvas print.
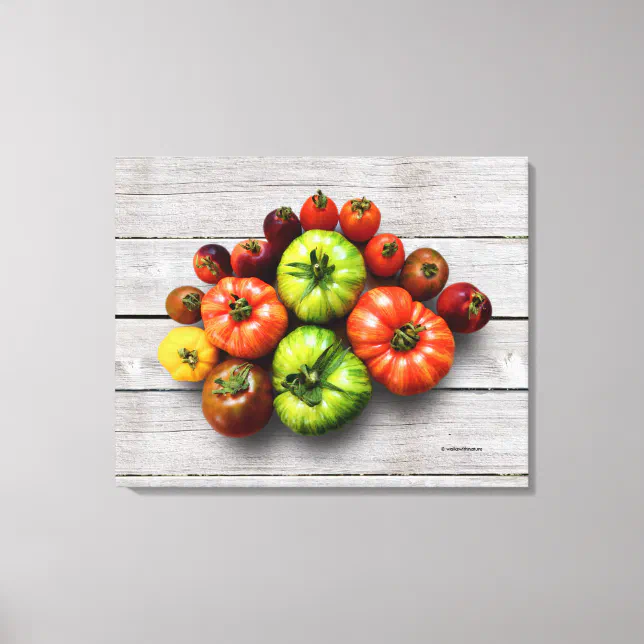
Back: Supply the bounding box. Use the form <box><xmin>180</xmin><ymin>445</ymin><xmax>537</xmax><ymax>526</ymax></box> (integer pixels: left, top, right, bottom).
<box><xmin>115</xmin><ymin>157</ymin><xmax>528</xmax><ymax>487</ymax></box>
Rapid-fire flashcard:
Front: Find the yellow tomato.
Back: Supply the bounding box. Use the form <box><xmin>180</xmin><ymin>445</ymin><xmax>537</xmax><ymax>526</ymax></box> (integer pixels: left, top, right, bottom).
<box><xmin>157</xmin><ymin>327</ymin><xmax>219</xmax><ymax>381</ymax></box>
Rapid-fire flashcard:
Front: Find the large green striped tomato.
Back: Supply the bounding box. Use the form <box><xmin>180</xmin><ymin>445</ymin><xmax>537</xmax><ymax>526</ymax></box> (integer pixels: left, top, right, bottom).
<box><xmin>272</xmin><ymin>326</ymin><xmax>372</xmax><ymax>436</ymax></box>
<box><xmin>276</xmin><ymin>230</ymin><xmax>366</xmax><ymax>323</ymax></box>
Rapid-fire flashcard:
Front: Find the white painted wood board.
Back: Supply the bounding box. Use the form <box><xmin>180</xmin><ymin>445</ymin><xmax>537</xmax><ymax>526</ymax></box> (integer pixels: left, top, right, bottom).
<box><xmin>114</xmin><ymin>157</ymin><xmax>529</xmax><ymax>488</ymax></box>
<box><xmin>115</xmin><ymin>157</ymin><xmax>528</xmax><ymax>238</ymax></box>
<box><xmin>115</xmin><ymin>390</ymin><xmax>528</xmax><ymax>476</ymax></box>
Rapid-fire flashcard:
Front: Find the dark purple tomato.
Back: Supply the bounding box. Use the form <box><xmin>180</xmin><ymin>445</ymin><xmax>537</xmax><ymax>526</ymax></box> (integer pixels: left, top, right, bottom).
<box><xmin>231</xmin><ymin>239</ymin><xmax>277</xmax><ymax>282</ymax></box>
<box><xmin>263</xmin><ymin>206</ymin><xmax>301</xmax><ymax>253</ymax></box>
<box><xmin>437</xmin><ymin>282</ymin><xmax>492</xmax><ymax>333</ymax></box>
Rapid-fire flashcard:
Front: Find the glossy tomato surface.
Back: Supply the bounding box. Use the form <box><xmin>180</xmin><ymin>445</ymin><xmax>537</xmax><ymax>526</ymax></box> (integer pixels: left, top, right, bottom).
<box><xmin>272</xmin><ymin>326</ymin><xmax>372</xmax><ymax>436</ymax></box>
<box><xmin>230</xmin><ymin>239</ymin><xmax>276</xmax><ymax>281</ymax></box>
<box><xmin>201</xmin><ymin>276</ymin><xmax>288</xmax><ymax>359</ymax></box>
<box><xmin>300</xmin><ymin>190</ymin><xmax>339</xmax><ymax>232</ymax></box>
<box><xmin>399</xmin><ymin>248</ymin><xmax>449</xmax><ymax>301</ymax></box>
<box><xmin>165</xmin><ymin>285</ymin><xmax>205</xmax><ymax>324</ymax></box>
<box><xmin>276</xmin><ymin>230</ymin><xmax>366</xmax><ymax>323</ymax></box>
<box><xmin>347</xmin><ymin>287</ymin><xmax>455</xmax><ymax>396</ymax></box>
<box><xmin>437</xmin><ymin>282</ymin><xmax>492</xmax><ymax>333</ymax></box>
<box><xmin>339</xmin><ymin>197</ymin><xmax>381</xmax><ymax>242</ymax></box>
<box><xmin>193</xmin><ymin>244</ymin><xmax>233</xmax><ymax>285</ymax></box>
<box><xmin>263</xmin><ymin>206</ymin><xmax>301</xmax><ymax>252</ymax></box>
<box><xmin>364</xmin><ymin>233</ymin><xmax>405</xmax><ymax>277</ymax></box>
<box><xmin>202</xmin><ymin>359</ymin><xmax>273</xmax><ymax>437</ymax></box>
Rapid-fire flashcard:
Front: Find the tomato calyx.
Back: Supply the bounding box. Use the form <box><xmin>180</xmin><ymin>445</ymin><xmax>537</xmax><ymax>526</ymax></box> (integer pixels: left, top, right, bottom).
<box><xmin>181</xmin><ymin>292</ymin><xmax>202</xmax><ymax>311</ymax></box>
<box><xmin>284</xmin><ymin>247</ymin><xmax>336</xmax><ymax>300</ymax></box>
<box><xmin>212</xmin><ymin>362</ymin><xmax>253</xmax><ymax>396</ymax></box>
<box><xmin>468</xmin><ymin>292</ymin><xmax>486</xmax><ymax>319</ymax></box>
<box><xmin>240</xmin><ymin>239</ymin><xmax>262</xmax><ymax>254</ymax></box>
<box><xmin>350</xmin><ymin>196</ymin><xmax>372</xmax><ymax>219</ymax></box>
<box><xmin>229</xmin><ymin>293</ymin><xmax>253</xmax><ymax>321</ymax></box>
<box><xmin>312</xmin><ymin>189</ymin><xmax>328</xmax><ymax>209</ymax></box>
<box><xmin>195</xmin><ymin>256</ymin><xmax>220</xmax><ymax>277</ymax></box>
<box><xmin>275</xmin><ymin>206</ymin><xmax>294</xmax><ymax>221</ymax></box>
<box><xmin>282</xmin><ymin>340</ymin><xmax>350</xmax><ymax>407</ymax></box>
<box><xmin>421</xmin><ymin>262</ymin><xmax>439</xmax><ymax>278</ymax></box>
<box><xmin>177</xmin><ymin>347</ymin><xmax>199</xmax><ymax>369</ymax></box>
<box><xmin>382</xmin><ymin>241</ymin><xmax>398</xmax><ymax>257</ymax></box>
<box><xmin>390</xmin><ymin>322</ymin><xmax>427</xmax><ymax>351</ymax></box>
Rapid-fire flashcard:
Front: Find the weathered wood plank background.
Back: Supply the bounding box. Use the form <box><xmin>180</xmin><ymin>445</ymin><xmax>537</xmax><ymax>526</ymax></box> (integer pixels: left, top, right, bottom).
<box><xmin>115</xmin><ymin>157</ymin><xmax>529</xmax><ymax>488</ymax></box>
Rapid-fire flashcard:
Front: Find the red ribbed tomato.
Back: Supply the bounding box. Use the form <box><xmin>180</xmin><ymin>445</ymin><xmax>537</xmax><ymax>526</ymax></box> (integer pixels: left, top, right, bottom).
<box><xmin>346</xmin><ymin>286</ymin><xmax>455</xmax><ymax>396</ymax></box>
<box><xmin>201</xmin><ymin>277</ymin><xmax>288</xmax><ymax>359</ymax></box>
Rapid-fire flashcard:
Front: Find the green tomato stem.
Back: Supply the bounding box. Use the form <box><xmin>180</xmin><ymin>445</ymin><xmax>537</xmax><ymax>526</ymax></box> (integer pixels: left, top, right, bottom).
<box><xmin>390</xmin><ymin>323</ymin><xmax>427</xmax><ymax>351</ymax></box>
<box><xmin>468</xmin><ymin>292</ymin><xmax>485</xmax><ymax>319</ymax></box>
<box><xmin>351</xmin><ymin>196</ymin><xmax>371</xmax><ymax>219</ymax></box>
<box><xmin>229</xmin><ymin>294</ymin><xmax>253</xmax><ymax>322</ymax></box>
<box><xmin>212</xmin><ymin>362</ymin><xmax>253</xmax><ymax>395</ymax></box>
<box><xmin>421</xmin><ymin>262</ymin><xmax>439</xmax><ymax>278</ymax></box>
<box><xmin>312</xmin><ymin>189</ymin><xmax>328</xmax><ymax>209</ymax></box>
<box><xmin>177</xmin><ymin>348</ymin><xmax>199</xmax><ymax>369</ymax></box>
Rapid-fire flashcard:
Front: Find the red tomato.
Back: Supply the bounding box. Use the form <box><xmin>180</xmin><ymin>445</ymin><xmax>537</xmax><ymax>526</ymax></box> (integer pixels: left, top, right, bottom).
<box><xmin>202</xmin><ymin>359</ymin><xmax>273</xmax><ymax>437</ymax></box>
<box><xmin>347</xmin><ymin>286</ymin><xmax>454</xmax><ymax>396</ymax></box>
<box><xmin>364</xmin><ymin>233</ymin><xmax>405</xmax><ymax>277</ymax></box>
<box><xmin>193</xmin><ymin>244</ymin><xmax>233</xmax><ymax>284</ymax></box>
<box><xmin>263</xmin><ymin>206</ymin><xmax>301</xmax><ymax>252</ymax></box>
<box><xmin>231</xmin><ymin>239</ymin><xmax>276</xmax><ymax>281</ymax></box>
<box><xmin>165</xmin><ymin>286</ymin><xmax>205</xmax><ymax>324</ymax></box>
<box><xmin>300</xmin><ymin>190</ymin><xmax>339</xmax><ymax>231</ymax></box>
<box><xmin>339</xmin><ymin>197</ymin><xmax>381</xmax><ymax>242</ymax></box>
<box><xmin>437</xmin><ymin>282</ymin><xmax>492</xmax><ymax>334</ymax></box>
<box><xmin>399</xmin><ymin>248</ymin><xmax>449</xmax><ymax>301</ymax></box>
<box><xmin>201</xmin><ymin>276</ymin><xmax>288</xmax><ymax>359</ymax></box>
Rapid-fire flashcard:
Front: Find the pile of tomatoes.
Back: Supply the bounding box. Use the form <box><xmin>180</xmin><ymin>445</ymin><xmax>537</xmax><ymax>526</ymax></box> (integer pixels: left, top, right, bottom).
<box><xmin>158</xmin><ymin>192</ymin><xmax>492</xmax><ymax>438</ymax></box>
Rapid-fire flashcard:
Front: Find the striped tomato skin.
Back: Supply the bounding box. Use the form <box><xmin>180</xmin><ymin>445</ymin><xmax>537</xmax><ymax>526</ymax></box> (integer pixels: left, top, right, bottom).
<box><xmin>347</xmin><ymin>287</ymin><xmax>455</xmax><ymax>396</ymax></box>
<box><xmin>201</xmin><ymin>277</ymin><xmax>288</xmax><ymax>360</ymax></box>
<box><xmin>272</xmin><ymin>326</ymin><xmax>372</xmax><ymax>436</ymax></box>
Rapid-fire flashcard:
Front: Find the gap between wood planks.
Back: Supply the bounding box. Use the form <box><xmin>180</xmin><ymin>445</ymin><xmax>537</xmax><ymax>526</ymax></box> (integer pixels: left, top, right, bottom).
<box><xmin>114</xmin><ymin>314</ymin><xmax>529</xmax><ymax>320</ymax></box>
<box><xmin>114</xmin><ymin>473</ymin><xmax>527</xmax><ymax>478</ymax></box>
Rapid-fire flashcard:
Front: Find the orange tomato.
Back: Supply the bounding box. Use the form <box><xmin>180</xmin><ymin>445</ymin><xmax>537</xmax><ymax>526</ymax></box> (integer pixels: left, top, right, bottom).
<box><xmin>339</xmin><ymin>197</ymin><xmax>381</xmax><ymax>242</ymax></box>
<box><xmin>346</xmin><ymin>286</ymin><xmax>454</xmax><ymax>396</ymax></box>
<box><xmin>364</xmin><ymin>233</ymin><xmax>405</xmax><ymax>277</ymax></box>
<box><xmin>201</xmin><ymin>277</ymin><xmax>288</xmax><ymax>359</ymax></box>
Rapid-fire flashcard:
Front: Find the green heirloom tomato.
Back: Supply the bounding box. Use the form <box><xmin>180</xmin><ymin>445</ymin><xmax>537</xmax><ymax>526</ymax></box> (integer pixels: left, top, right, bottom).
<box><xmin>277</xmin><ymin>230</ymin><xmax>366</xmax><ymax>323</ymax></box>
<box><xmin>272</xmin><ymin>326</ymin><xmax>372</xmax><ymax>436</ymax></box>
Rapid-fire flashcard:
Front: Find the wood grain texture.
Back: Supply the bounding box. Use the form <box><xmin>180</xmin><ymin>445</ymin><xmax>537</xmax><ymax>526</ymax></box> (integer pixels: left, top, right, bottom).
<box><xmin>116</xmin><ymin>475</ymin><xmax>528</xmax><ymax>488</ymax></box>
<box><xmin>115</xmin><ymin>157</ymin><xmax>528</xmax><ymax>238</ymax></box>
<box><xmin>115</xmin><ymin>238</ymin><xmax>528</xmax><ymax>316</ymax></box>
<box><xmin>115</xmin><ymin>390</ymin><xmax>528</xmax><ymax>476</ymax></box>
<box><xmin>116</xmin><ymin>319</ymin><xmax>528</xmax><ymax>391</ymax></box>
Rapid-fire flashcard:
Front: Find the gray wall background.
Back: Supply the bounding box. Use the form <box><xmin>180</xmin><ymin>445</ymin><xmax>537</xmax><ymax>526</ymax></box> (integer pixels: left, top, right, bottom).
<box><xmin>1</xmin><ymin>1</ymin><xmax>642</xmax><ymax>642</ymax></box>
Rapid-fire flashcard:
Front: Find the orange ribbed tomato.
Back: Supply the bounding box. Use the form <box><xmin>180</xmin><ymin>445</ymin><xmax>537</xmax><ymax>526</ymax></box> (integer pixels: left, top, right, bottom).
<box><xmin>202</xmin><ymin>277</ymin><xmax>288</xmax><ymax>359</ymax></box>
<box><xmin>346</xmin><ymin>286</ymin><xmax>455</xmax><ymax>396</ymax></box>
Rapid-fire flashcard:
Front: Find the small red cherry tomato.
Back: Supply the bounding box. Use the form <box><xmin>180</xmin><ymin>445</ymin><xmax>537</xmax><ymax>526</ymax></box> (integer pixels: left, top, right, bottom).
<box><xmin>193</xmin><ymin>244</ymin><xmax>233</xmax><ymax>285</ymax></box>
<box><xmin>339</xmin><ymin>197</ymin><xmax>381</xmax><ymax>242</ymax></box>
<box><xmin>364</xmin><ymin>233</ymin><xmax>405</xmax><ymax>277</ymax></box>
<box><xmin>231</xmin><ymin>239</ymin><xmax>276</xmax><ymax>281</ymax></box>
<box><xmin>437</xmin><ymin>282</ymin><xmax>492</xmax><ymax>333</ymax></box>
<box><xmin>263</xmin><ymin>206</ymin><xmax>301</xmax><ymax>253</ymax></box>
<box><xmin>300</xmin><ymin>190</ymin><xmax>339</xmax><ymax>232</ymax></box>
